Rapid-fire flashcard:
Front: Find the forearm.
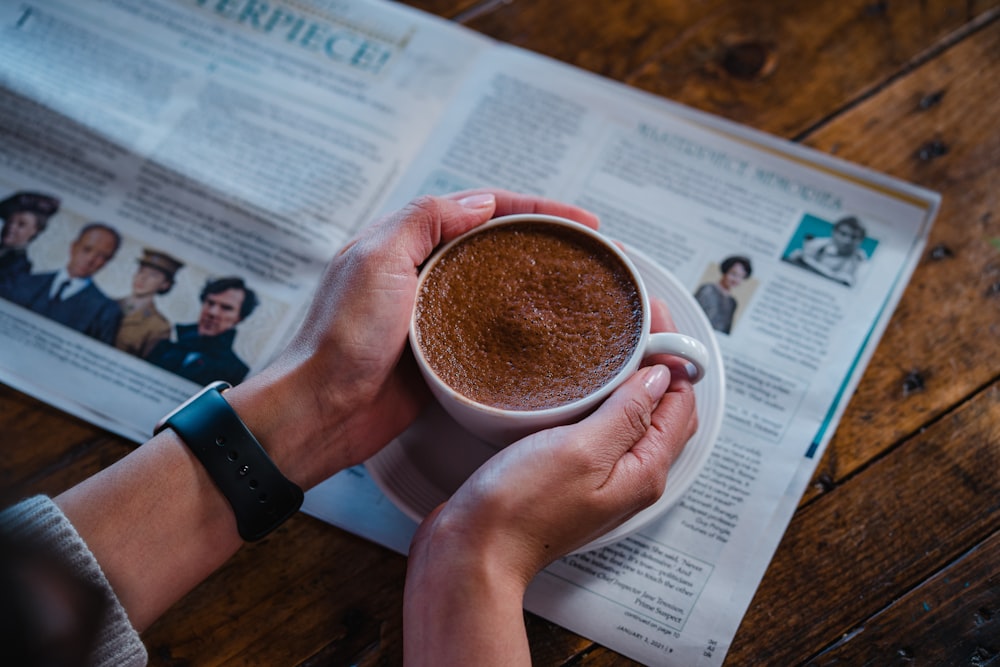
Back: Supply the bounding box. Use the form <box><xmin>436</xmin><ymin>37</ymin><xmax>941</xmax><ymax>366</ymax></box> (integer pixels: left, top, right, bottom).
<box><xmin>404</xmin><ymin>541</ymin><xmax>531</xmax><ymax>667</ymax></box>
<box><xmin>55</xmin><ymin>428</ymin><xmax>242</xmax><ymax>632</ymax></box>
<box><xmin>53</xmin><ymin>371</ymin><xmax>341</xmax><ymax>632</ymax></box>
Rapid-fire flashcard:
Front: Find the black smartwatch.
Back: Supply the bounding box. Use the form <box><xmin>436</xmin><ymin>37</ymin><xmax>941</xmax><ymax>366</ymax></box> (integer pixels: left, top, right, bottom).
<box><xmin>154</xmin><ymin>381</ymin><xmax>304</xmax><ymax>542</ymax></box>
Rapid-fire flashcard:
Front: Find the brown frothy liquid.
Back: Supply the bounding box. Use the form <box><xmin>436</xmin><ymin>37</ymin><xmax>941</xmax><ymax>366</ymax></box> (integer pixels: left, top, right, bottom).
<box><xmin>414</xmin><ymin>222</ymin><xmax>643</xmax><ymax>410</ymax></box>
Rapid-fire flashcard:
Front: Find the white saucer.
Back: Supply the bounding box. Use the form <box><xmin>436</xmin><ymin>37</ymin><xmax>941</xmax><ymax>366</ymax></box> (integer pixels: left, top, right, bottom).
<box><xmin>365</xmin><ymin>246</ymin><xmax>725</xmax><ymax>552</ymax></box>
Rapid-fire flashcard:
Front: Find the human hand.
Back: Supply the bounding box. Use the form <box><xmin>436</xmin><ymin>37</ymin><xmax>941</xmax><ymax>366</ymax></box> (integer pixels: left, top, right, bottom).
<box><xmin>410</xmin><ymin>298</ymin><xmax>697</xmax><ymax>576</ymax></box>
<box><xmin>227</xmin><ymin>190</ymin><xmax>600</xmax><ymax>489</ymax></box>
<box><xmin>403</xmin><ymin>298</ymin><xmax>697</xmax><ymax>665</ymax></box>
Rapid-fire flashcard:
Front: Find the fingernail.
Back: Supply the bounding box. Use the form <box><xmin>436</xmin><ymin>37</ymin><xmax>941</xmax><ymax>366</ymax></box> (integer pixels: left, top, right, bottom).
<box><xmin>643</xmin><ymin>365</ymin><xmax>669</xmax><ymax>397</ymax></box>
<box><xmin>684</xmin><ymin>363</ymin><xmax>698</xmax><ymax>381</ymax></box>
<box><xmin>456</xmin><ymin>193</ymin><xmax>495</xmax><ymax>209</ymax></box>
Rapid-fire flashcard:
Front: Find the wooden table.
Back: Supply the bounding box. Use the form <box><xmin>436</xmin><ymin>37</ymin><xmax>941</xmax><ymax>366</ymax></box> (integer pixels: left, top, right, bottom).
<box><xmin>3</xmin><ymin>1</ymin><xmax>999</xmax><ymax>664</ymax></box>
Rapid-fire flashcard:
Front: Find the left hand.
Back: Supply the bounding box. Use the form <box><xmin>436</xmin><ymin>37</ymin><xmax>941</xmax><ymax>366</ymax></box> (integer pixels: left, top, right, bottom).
<box><xmin>227</xmin><ymin>190</ymin><xmax>600</xmax><ymax>488</ymax></box>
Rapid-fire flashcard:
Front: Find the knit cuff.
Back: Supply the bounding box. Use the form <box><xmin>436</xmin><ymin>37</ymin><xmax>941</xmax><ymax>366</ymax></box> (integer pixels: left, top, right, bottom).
<box><xmin>1</xmin><ymin>495</ymin><xmax>148</xmax><ymax>667</ymax></box>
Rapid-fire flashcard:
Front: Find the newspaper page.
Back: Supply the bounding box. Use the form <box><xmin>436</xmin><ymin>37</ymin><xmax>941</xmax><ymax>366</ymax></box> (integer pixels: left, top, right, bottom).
<box><xmin>303</xmin><ymin>46</ymin><xmax>940</xmax><ymax>665</ymax></box>
<box><xmin>0</xmin><ymin>0</ymin><xmax>491</xmax><ymax>440</ymax></box>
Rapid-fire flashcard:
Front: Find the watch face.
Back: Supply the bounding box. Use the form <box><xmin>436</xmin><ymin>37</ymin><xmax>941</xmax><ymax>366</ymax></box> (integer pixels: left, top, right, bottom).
<box><xmin>153</xmin><ymin>381</ymin><xmax>231</xmax><ymax>435</ymax></box>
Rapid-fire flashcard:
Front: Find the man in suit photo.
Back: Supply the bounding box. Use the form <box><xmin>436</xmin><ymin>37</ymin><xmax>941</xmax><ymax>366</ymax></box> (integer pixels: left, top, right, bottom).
<box><xmin>146</xmin><ymin>276</ymin><xmax>258</xmax><ymax>386</ymax></box>
<box><xmin>2</xmin><ymin>222</ymin><xmax>122</xmax><ymax>344</ymax></box>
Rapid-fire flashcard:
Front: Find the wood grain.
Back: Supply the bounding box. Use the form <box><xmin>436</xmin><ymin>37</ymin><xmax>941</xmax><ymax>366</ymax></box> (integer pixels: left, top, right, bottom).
<box><xmin>0</xmin><ymin>385</ymin><xmax>125</xmax><ymax>507</ymax></box>
<box><xmin>455</xmin><ymin>0</ymin><xmax>1000</xmax><ymax>137</ymax></box>
<box><xmin>2</xmin><ymin>2</ymin><xmax>999</xmax><ymax>666</ymax></box>
<box><xmin>729</xmin><ymin>384</ymin><xmax>1000</xmax><ymax>664</ymax></box>
<box><xmin>809</xmin><ymin>529</ymin><xmax>1000</xmax><ymax>665</ymax></box>
<box><xmin>803</xmin><ymin>16</ymin><xmax>1000</xmax><ymax>496</ymax></box>
<box><xmin>143</xmin><ymin>517</ymin><xmax>408</xmax><ymax>665</ymax></box>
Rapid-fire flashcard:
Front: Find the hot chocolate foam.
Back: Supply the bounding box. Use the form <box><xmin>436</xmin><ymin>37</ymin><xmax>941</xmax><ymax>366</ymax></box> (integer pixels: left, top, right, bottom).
<box><xmin>415</xmin><ymin>222</ymin><xmax>643</xmax><ymax>410</ymax></box>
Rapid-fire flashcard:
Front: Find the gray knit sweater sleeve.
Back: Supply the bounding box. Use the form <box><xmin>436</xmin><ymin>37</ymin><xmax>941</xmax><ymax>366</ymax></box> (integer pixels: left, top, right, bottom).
<box><xmin>0</xmin><ymin>495</ymin><xmax>148</xmax><ymax>667</ymax></box>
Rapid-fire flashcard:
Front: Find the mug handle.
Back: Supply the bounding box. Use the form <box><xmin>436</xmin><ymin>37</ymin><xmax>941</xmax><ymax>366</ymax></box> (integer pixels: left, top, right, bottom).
<box><xmin>644</xmin><ymin>333</ymin><xmax>709</xmax><ymax>384</ymax></box>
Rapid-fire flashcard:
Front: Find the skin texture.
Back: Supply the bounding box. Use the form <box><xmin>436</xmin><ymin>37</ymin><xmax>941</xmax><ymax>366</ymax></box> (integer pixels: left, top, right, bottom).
<box><xmin>403</xmin><ymin>299</ymin><xmax>696</xmax><ymax>666</ymax></box>
<box><xmin>52</xmin><ymin>190</ymin><xmax>696</xmax><ymax>664</ymax></box>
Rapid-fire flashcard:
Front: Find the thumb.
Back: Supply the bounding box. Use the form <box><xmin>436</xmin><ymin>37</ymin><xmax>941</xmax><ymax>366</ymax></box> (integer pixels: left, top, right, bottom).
<box><xmin>383</xmin><ymin>193</ymin><xmax>497</xmax><ymax>267</ymax></box>
<box><xmin>564</xmin><ymin>365</ymin><xmax>673</xmax><ymax>470</ymax></box>
<box><xmin>438</xmin><ymin>192</ymin><xmax>498</xmax><ymax>243</ymax></box>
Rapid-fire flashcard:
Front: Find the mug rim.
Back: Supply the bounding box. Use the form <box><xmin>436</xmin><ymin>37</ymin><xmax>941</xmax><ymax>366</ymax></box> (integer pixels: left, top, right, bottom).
<box><xmin>409</xmin><ymin>213</ymin><xmax>654</xmax><ymax>418</ymax></box>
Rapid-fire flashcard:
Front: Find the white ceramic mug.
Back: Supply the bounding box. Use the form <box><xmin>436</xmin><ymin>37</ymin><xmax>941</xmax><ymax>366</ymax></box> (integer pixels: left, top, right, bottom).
<box><xmin>409</xmin><ymin>214</ymin><xmax>709</xmax><ymax>446</ymax></box>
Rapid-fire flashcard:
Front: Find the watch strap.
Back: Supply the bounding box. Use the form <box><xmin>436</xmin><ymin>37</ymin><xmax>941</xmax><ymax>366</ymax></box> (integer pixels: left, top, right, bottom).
<box><xmin>155</xmin><ymin>381</ymin><xmax>304</xmax><ymax>541</ymax></box>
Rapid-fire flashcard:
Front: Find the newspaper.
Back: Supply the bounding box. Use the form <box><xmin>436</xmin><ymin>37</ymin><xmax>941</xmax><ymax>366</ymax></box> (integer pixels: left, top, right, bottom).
<box><xmin>0</xmin><ymin>1</ymin><xmax>938</xmax><ymax>665</ymax></box>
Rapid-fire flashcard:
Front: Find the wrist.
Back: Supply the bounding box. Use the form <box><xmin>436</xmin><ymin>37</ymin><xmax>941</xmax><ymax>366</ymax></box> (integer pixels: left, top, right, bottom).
<box><xmin>410</xmin><ymin>509</ymin><xmax>535</xmax><ymax>596</ymax></box>
<box><xmin>405</xmin><ymin>517</ymin><xmax>531</xmax><ymax>665</ymax></box>
<box><xmin>223</xmin><ymin>347</ymin><xmax>424</xmax><ymax>490</ymax></box>
<box><xmin>222</xmin><ymin>364</ymin><xmax>350</xmax><ymax>490</ymax></box>
<box><xmin>155</xmin><ymin>382</ymin><xmax>304</xmax><ymax>542</ymax></box>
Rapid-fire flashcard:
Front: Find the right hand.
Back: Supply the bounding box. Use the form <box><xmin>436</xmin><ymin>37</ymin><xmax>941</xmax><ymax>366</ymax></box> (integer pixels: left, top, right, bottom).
<box><xmin>409</xmin><ymin>297</ymin><xmax>698</xmax><ymax>585</ymax></box>
<box><xmin>404</xmin><ymin>298</ymin><xmax>697</xmax><ymax>666</ymax></box>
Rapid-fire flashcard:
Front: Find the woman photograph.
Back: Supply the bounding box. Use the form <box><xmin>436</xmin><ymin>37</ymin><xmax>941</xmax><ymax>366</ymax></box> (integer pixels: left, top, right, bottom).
<box><xmin>694</xmin><ymin>254</ymin><xmax>753</xmax><ymax>335</ymax></box>
<box><xmin>0</xmin><ymin>191</ymin><xmax>60</xmax><ymax>288</ymax></box>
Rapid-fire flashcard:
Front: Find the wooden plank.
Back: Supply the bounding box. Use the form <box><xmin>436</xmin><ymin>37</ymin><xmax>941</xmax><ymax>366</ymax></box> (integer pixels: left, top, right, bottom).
<box><xmin>525</xmin><ymin>613</ymin><xmax>601</xmax><ymax>666</ymax></box>
<box><xmin>402</xmin><ymin>0</ymin><xmax>484</xmax><ymax>21</ymax></box>
<box><xmin>0</xmin><ymin>385</ymin><xmax>128</xmax><ymax>507</ymax></box>
<box><xmin>462</xmin><ymin>0</ymin><xmax>1000</xmax><ymax>137</ymax></box>
<box><xmin>811</xmin><ymin>528</ymin><xmax>1000</xmax><ymax>665</ymax></box>
<box><xmin>143</xmin><ymin>524</ymin><xmax>606</xmax><ymax>665</ymax></box>
<box><xmin>466</xmin><ymin>0</ymin><xmax>708</xmax><ymax>82</ymax></box>
<box><xmin>802</xmin><ymin>16</ymin><xmax>1000</xmax><ymax>498</ymax></box>
<box><xmin>727</xmin><ymin>382</ymin><xmax>1000</xmax><ymax>664</ymax></box>
<box><xmin>143</xmin><ymin>515</ymin><xmax>409</xmax><ymax>666</ymax></box>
